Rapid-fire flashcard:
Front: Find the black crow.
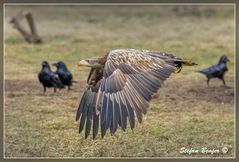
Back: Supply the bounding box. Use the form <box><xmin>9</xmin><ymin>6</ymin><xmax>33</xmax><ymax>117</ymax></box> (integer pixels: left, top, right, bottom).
<box><xmin>38</xmin><ymin>61</ymin><xmax>65</xmax><ymax>93</ymax></box>
<box><xmin>197</xmin><ymin>55</ymin><xmax>229</xmax><ymax>86</ymax></box>
<box><xmin>52</xmin><ymin>61</ymin><xmax>76</xmax><ymax>90</ymax></box>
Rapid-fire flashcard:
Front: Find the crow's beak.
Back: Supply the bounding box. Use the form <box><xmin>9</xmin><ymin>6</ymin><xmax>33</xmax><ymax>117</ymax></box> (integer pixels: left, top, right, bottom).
<box><xmin>78</xmin><ymin>60</ymin><xmax>90</xmax><ymax>67</ymax></box>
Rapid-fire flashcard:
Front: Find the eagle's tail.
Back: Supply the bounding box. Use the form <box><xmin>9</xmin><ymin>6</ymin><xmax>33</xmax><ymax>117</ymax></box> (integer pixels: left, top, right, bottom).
<box><xmin>179</xmin><ymin>60</ymin><xmax>198</xmax><ymax>66</ymax></box>
<box><xmin>173</xmin><ymin>60</ymin><xmax>197</xmax><ymax>73</ymax></box>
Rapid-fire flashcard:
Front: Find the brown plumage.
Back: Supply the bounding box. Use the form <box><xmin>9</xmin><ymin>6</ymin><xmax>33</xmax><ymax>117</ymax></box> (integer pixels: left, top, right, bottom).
<box><xmin>76</xmin><ymin>49</ymin><xmax>197</xmax><ymax>139</ymax></box>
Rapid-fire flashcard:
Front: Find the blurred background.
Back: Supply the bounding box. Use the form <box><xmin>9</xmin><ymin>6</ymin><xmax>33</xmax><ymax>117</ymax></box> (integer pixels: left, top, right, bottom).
<box><xmin>4</xmin><ymin>5</ymin><xmax>235</xmax><ymax>158</ymax></box>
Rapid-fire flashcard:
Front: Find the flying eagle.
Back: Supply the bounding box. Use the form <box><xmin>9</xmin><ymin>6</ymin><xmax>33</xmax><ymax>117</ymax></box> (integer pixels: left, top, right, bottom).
<box><xmin>76</xmin><ymin>49</ymin><xmax>197</xmax><ymax>139</ymax></box>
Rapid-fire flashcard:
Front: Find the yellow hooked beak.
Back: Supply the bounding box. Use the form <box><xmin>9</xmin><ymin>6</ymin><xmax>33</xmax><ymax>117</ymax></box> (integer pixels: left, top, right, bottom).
<box><xmin>78</xmin><ymin>60</ymin><xmax>90</xmax><ymax>67</ymax></box>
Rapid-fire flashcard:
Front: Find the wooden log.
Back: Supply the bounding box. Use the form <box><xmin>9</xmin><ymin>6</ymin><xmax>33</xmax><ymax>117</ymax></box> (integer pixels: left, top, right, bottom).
<box><xmin>9</xmin><ymin>11</ymin><xmax>42</xmax><ymax>44</ymax></box>
<box><xmin>25</xmin><ymin>12</ymin><xmax>42</xmax><ymax>43</ymax></box>
<box><xmin>9</xmin><ymin>11</ymin><xmax>25</xmax><ymax>23</ymax></box>
<box><xmin>10</xmin><ymin>14</ymin><xmax>33</xmax><ymax>43</ymax></box>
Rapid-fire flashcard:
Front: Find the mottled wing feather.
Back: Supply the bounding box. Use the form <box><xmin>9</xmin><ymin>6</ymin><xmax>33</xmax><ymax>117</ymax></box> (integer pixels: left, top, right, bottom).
<box><xmin>61</xmin><ymin>71</ymin><xmax>73</xmax><ymax>83</ymax></box>
<box><xmin>96</xmin><ymin>49</ymin><xmax>177</xmax><ymax>137</ymax></box>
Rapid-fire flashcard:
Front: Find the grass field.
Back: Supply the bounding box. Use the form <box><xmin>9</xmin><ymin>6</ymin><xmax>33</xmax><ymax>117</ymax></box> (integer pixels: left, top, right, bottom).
<box><xmin>4</xmin><ymin>5</ymin><xmax>235</xmax><ymax>158</ymax></box>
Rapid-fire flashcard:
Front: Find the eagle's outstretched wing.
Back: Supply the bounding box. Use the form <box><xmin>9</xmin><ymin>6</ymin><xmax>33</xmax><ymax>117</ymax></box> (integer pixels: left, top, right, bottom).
<box><xmin>96</xmin><ymin>49</ymin><xmax>177</xmax><ymax>138</ymax></box>
<box><xmin>76</xmin><ymin>49</ymin><xmax>196</xmax><ymax>139</ymax></box>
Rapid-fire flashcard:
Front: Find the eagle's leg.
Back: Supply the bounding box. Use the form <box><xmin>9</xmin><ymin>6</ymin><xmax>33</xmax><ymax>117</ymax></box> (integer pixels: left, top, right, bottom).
<box><xmin>54</xmin><ymin>87</ymin><xmax>56</xmax><ymax>93</ymax></box>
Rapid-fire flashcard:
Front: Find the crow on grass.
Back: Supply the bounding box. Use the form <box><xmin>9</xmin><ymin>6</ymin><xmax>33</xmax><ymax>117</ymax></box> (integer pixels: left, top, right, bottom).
<box><xmin>52</xmin><ymin>61</ymin><xmax>77</xmax><ymax>90</ymax></box>
<box><xmin>197</xmin><ymin>55</ymin><xmax>229</xmax><ymax>86</ymax></box>
<box><xmin>38</xmin><ymin>61</ymin><xmax>65</xmax><ymax>93</ymax></box>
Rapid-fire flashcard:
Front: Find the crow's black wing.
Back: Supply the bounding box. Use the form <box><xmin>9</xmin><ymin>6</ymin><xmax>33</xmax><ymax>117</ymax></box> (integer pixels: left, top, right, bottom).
<box><xmin>50</xmin><ymin>73</ymin><xmax>65</xmax><ymax>88</ymax></box>
<box><xmin>38</xmin><ymin>70</ymin><xmax>53</xmax><ymax>86</ymax></box>
<box><xmin>58</xmin><ymin>69</ymin><xmax>73</xmax><ymax>85</ymax></box>
<box><xmin>199</xmin><ymin>64</ymin><xmax>227</xmax><ymax>77</ymax></box>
